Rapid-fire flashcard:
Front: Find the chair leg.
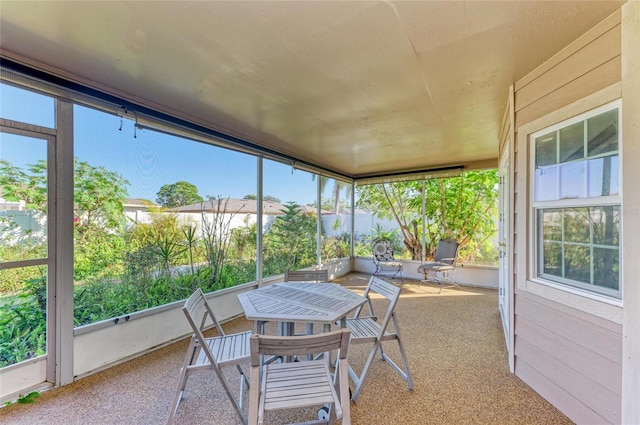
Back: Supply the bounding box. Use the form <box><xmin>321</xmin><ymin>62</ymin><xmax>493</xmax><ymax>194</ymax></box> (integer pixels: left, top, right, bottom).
<box><xmin>211</xmin><ymin>363</ymin><xmax>248</xmax><ymax>425</ymax></box>
<box><xmin>167</xmin><ymin>339</ymin><xmax>197</xmax><ymax>425</ymax></box>
<box><xmin>337</xmin><ymin>360</ymin><xmax>351</xmax><ymax>425</ymax></box>
<box><xmin>381</xmin><ymin>316</ymin><xmax>414</xmax><ymax>390</ymax></box>
<box><xmin>167</xmin><ymin>366</ymin><xmax>189</xmax><ymax>425</ymax></box>
<box><xmin>350</xmin><ymin>339</ymin><xmax>383</xmax><ymax>402</ymax></box>
<box><xmin>380</xmin><ymin>349</ymin><xmax>414</xmax><ymax>391</ymax></box>
<box><xmin>236</xmin><ymin>364</ymin><xmax>250</xmax><ymax>410</ymax></box>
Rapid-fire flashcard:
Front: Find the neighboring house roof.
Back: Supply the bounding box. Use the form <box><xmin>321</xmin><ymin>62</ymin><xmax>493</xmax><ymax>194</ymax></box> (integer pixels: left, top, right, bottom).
<box><xmin>123</xmin><ymin>198</ymin><xmax>157</xmax><ymax>211</ymax></box>
<box><xmin>170</xmin><ymin>198</ymin><xmax>323</xmax><ymax>215</ymax></box>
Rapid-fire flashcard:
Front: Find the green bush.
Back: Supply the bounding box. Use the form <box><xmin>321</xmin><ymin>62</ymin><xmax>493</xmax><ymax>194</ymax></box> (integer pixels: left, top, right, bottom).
<box><xmin>0</xmin><ymin>276</ymin><xmax>47</xmax><ymax>368</ymax></box>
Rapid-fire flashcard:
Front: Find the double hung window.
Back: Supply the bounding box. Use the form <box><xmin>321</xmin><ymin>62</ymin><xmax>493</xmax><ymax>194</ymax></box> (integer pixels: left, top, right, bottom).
<box><xmin>532</xmin><ymin>101</ymin><xmax>621</xmax><ymax>299</ymax></box>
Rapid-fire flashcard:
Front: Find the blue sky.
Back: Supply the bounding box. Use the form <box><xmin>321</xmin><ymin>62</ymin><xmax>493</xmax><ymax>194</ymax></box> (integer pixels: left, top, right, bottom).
<box><xmin>1</xmin><ymin>82</ymin><xmax>338</xmax><ymax>205</ymax></box>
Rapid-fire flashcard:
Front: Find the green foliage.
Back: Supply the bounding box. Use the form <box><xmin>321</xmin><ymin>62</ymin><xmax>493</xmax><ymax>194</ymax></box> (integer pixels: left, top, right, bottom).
<box><xmin>73</xmin><ymin>159</ymin><xmax>129</xmax><ymax>230</ymax></box>
<box><xmin>74</xmin><ymin>231</ymin><xmax>128</xmax><ymax>281</ymax></box>
<box><xmin>242</xmin><ymin>194</ymin><xmax>281</xmax><ymax>202</ymax></box>
<box><xmin>0</xmin><ymin>159</ymin><xmax>48</xmax><ymax>212</ymax></box>
<box><xmin>263</xmin><ymin>202</ymin><xmax>317</xmax><ymax>275</ymax></box>
<box><xmin>156</xmin><ymin>181</ymin><xmax>203</xmax><ymax>207</ymax></box>
<box><xmin>200</xmin><ymin>197</ymin><xmax>239</xmax><ymax>286</ymax></box>
<box><xmin>0</xmin><ymin>274</ymin><xmax>47</xmax><ymax>368</ymax></box>
<box><xmin>321</xmin><ymin>232</ymin><xmax>350</xmax><ymax>261</ymax></box>
<box><xmin>315</xmin><ymin>176</ymin><xmax>352</xmax><ymax>214</ymax></box>
<box><xmin>0</xmin><ymin>158</ymin><xmax>130</xmax><ymax>282</ymax></box>
<box><xmin>230</xmin><ymin>223</ymin><xmax>257</xmax><ymax>261</ymax></box>
<box><xmin>17</xmin><ymin>391</ymin><xmax>40</xmax><ymax>404</ymax></box>
<box><xmin>356</xmin><ymin>170</ymin><xmax>499</xmax><ymax>263</ymax></box>
<box><xmin>0</xmin><ymin>245</ymin><xmax>47</xmax><ymax>293</ymax></box>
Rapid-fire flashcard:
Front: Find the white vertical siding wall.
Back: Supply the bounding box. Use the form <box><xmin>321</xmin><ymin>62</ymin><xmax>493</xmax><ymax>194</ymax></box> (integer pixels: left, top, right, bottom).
<box><xmin>510</xmin><ymin>10</ymin><xmax>624</xmax><ymax>424</ymax></box>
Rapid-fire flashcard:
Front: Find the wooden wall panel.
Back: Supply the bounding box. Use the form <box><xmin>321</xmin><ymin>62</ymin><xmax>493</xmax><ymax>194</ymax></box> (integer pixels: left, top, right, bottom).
<box><xmin>516</xmin><ymin>294</ymin><xmax>622</xmax><ymax>363</ymax></box>
<box><xmin>515</xmin><ymin>56</ymin><xmax>621</xmax><ymax>128</ymax></box>
<box><xmin>515</xmin><ymin>24</ymin><xmax>621</xmax><ymax>111</ymax></box>
<box><xmin>515</xmin><ymin>10</ymin><xmax>621</xmax><ymax>90</ymax></box>
<box><xmin>516</xmin><ymin>316</ymin><xmax>621</xmax><ymax>395</ymax></box>
<box><xmin>515</xmin><ymin>337</ymin><xmax>620</xmax><ymax>423</ymax></box>
<box><xmin>511</xmin><ymin>9</ymin><xmax>623</xmax><ymax>423</ymax></box>
<box><xmin>515</xmin><ymin>358</ymin><xmax>610</xmax><ymax>425</ymax></box>
<box><xmin>514</xmin><ymin>293</ymin><xmax>623</xmax><ymax>424</ymax></box>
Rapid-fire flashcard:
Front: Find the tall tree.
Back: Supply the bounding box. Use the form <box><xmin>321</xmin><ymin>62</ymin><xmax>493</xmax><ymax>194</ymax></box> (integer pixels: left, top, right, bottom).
<box><xmin>0</xmin><ymin>158</ymin><xmax>129</xmax><ymax>229</ymax></box>
<box><xmin>264</xmin><ymin>202</ymin><xmax>317</xmax><ymax>271</ymax></box>
<box><xmin>243</xmin><ymin>194</ymin><xmax>281</xmax><ymax>202</ymax></box>
<box><xmin>356</xmin><ymin>170</ymin><xmax>499</xmax><ymax>262</ymax></box>
<box><xmin>314</xmin><ymin>176</ymin><xmax>352</xmax><ymax>214</ymax></box>
<box><xmin>156</xmin><ymin>181</ymin><xmax>203</xmax><ymax>207</ymax></box>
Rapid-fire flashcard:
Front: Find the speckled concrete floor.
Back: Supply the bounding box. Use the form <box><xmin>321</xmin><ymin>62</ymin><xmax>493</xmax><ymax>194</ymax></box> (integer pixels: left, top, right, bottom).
<box><xmin>0</xmin><ymin>273</ymin><xmax>573</xmax><ymax>425</ymax></box>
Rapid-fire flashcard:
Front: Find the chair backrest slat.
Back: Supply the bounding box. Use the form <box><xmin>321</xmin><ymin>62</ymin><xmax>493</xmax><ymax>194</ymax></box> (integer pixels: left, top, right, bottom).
<box><xmin>357</xmin><ymin>276</ymin><xmax>401</xmax><ymax>338</ymax></box>
<box><xmin>250</xmin><ymin>329</ymin><xmax>350</xmax><ymax>366</ymax></box>
<box><xmin>183</xmin><ymin>288</ymin><xmax>225</xmax><ymax>338</ymax></box>
<box><xmin>369</xmin><ymin>276</ymin><xmax>400</xmax><ymax>301</ymax></box>
<box><xmin>284</xmin><ymin>269</ymin><xmax>329</xmax><ymax>282</ymax></box>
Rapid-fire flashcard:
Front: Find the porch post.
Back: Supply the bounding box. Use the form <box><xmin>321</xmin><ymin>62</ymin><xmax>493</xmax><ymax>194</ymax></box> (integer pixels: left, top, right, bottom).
<box><xmin>621</xmin><ymin>1</ymin><xmax>640</xmax><ymax>423</ymax></box>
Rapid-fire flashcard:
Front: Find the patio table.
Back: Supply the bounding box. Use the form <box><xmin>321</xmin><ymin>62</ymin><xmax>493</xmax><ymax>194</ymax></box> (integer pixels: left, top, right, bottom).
<box><xmin>237</xmin><ymin>282</ymin><xmax>367</xmax><ymax>336</ymax></box>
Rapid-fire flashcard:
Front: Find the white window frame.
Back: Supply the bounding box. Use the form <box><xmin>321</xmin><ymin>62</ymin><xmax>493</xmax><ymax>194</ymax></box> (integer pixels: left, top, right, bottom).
<box><xmin>529</xmin><ymin>100</ymin><xmax>622</xmax><ymax>301</ymax></box>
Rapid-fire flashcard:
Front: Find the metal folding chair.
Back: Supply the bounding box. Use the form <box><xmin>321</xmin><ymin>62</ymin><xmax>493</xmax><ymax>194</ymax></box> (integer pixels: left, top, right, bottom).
<box><xmin>344</xmin><ymin>276</ymin><xmax>413</xmax><ymax>402</ymax></box>
<box><xmin>418</xmin><ymin>239</ymin><xmax>460</xmax><ymax>293</ymax></box>
<box><xmin>168</xmin><ymin>288</ymin><xmax>251</xmax><ymax>425</ymax></box>
<box><xmin>372</xmin><ymin>239</ymin><xmax>403</xmax><ymax>282</ymax></box>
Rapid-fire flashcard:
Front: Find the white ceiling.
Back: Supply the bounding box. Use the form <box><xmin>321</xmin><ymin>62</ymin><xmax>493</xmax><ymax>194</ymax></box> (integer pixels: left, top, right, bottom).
<box><xmin>0</xmin><ymin>1</ymin><xmax>624</xmax><ymax>178</ymax></box>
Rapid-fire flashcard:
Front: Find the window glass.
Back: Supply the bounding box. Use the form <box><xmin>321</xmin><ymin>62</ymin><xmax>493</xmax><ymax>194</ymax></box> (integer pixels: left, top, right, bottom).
<box><xmin>563</xmin><ymin>208</ymin><xmax>590</xmax><ymax>243</ymax></box>
<box><xmin>587</xmin><ymin>155</ymin><xmax>619</xmax><ymax>197</ymax></box>
<box><xmin>559</xmin><ymin>162</ymin><xmax>585</xmax><ymax>199</ymax></box>
<box><xmin>320</xmin><ymin>177</ymin><xmax>352</xmax><ymax>263</ymax></box>
<box><xmin>591</xmin><ymin>206</ymin><xmax>619</xmax><ymax>246</ymax></box>
<box><xmin>593</xmin><ymin>247</ymin><xmax>619</xmax><ymax>289</ymax></box>
<box><xmin>534</xmin><ymin>166</ymin><xmax>558</xmax><ymax>202</ymax></box>
<box><xmin>73</xmin><ymin>104</ymin><xmax>257</xmax><ymax>327</ymax></box>
<box><xmin>587</xmin><ymin>109</ymin><xmax>618</xmax><ymax>156</ymax></box>
<box><xmin>262</xmin><ymin>160</ymin><xmax>318</xmax><ymax>278</ymax></box>
<box><xmin>542</xmin><ymin>241</ymin><xmax>562</xmax><ymax>277</ymax></box>
<box><xmin>564</xmin><ymin>245</ymin><xmax>590</xmax><ymax>283</ymax></box>
<box><xmin>0</xmin><ymin>130</ymin><xmax>49</xmax><ymax>368</ymax></box>
<box><xmin>541</xmin><ymin>209</ymin><xmax>562</xmax><ymax>241</ymax></box>
<box><xmin>0</xmin><ymin>82</ymin><xmax>55</xmax><ymax>128</ymax></box>
<box><xmin>533</xmin><ymin>107</ymin><xmax>619</xmax><ymax>204</ymax></box>
<box><xmin>534</xmin><ymin>105</ymin><xmax>621</xmax><ymax>299</ymax></box>
<box><xmin>539</xmin><ymin>205</ymin><xmax>620</xmax><ymax>295</ymax></box>
<box><xmin>558</xmin><ymin>122</ymin><xmax>584</xmax><ymax>163</ymax></box>
<box><xmin>535</xmin><ymin>131</ymin><xmax>557</xmax><ymax>167</ymax></box>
